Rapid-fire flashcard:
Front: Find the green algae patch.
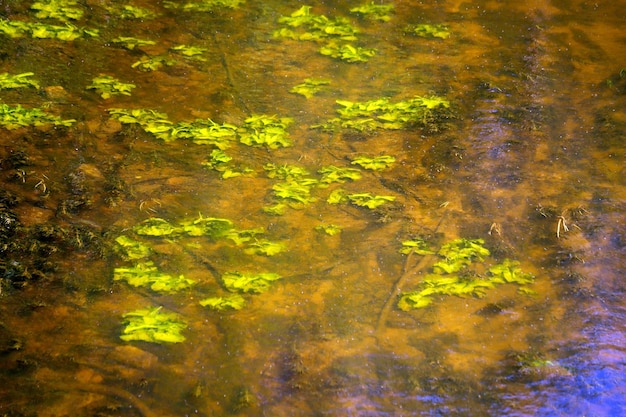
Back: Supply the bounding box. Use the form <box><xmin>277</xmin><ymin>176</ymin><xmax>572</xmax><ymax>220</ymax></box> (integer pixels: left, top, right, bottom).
<box><xmin>314</xmin><ymin>96</ymin><xmax>451</xmax><ymax>132</ymax></box>
<box><xmin>0</xmin><ymin>103</ymin><xmax>75</xmax><ymax>130</ymax></box>
<box><xmin>31</xmin><ymin>0</ymin><xmax>83</xmax><ymax>21</ymax></box>
<box><xmin>0</xmin><ymin>72</ymin><xmax>40</xmax><ymax>90</ymax></box>
<box><xmin>114</xmin><ymin>262</ymin><xmax>195</xmax><ymax>293</ymax></box>
<box><xmin>164</xmin><ymin>0</ymin><xmax>245</xmax><ymax>12</ymax></box>
<box><xmin>87</xmin><ymin>75</ymin><xmax>135</xmax><ymax>99</ymax></box>
<box><xmin>200</xmin><ymin>294</ymin><xmax>246</xmax><ymax>311</ymax></box>
<box><xmin>407</xmin><ymin>23</ymin><xmax>450</xmax><ymax>39</ymax></box>
<box><xmin>111</xmin><ymin>36</ymin><xmax>157</xmax><ymax>50</ymax></box>
<box><xmin>238</xmin><ymin>114</ymin><xmax>294</xmax><ymax>149</ymax></box>
<box><xmin>290</xmin><ymin>78</ymin><xmax>331</xmax><ymax>98</ymax></box>
<box><xmin>114</xmin><ymin>235</ymin><xmax>151</xmax><ymax>260</ymax></box>
<box><xmin>350</xmin><ymin>3</ymin><xmax>395</xmax><ymax>22</ymax></box>
<box><xmin>351</xmin><ymin>155</ymin><xmax>396</xmax><ymax>171</ymax></box>
<box><xmin>398</xmin><ymin>239</ymin><xmax>536</xmax><ymax>310</ymax></box>
<box><xmin>120</xmin><ymin>307</ymin><xmax>186</xmax><ymax>344</ymax></box>
<box><xmin>319</xmin><ymin>42</ymin><xmax>376</xmax><ymax>63</ymax></box>
<box><xmin>222</xmin><ymin>272</ymin><xmax>282</xmax><ymax>294</ymax></box>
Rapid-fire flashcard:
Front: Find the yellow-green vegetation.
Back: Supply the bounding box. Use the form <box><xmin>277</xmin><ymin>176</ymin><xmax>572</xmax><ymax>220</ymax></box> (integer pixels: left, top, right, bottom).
<box><xmin>114</xmin><ymin>235</ymin><xmax>151</xmax><ymax>260</ymax></box>
<box><xmin>407</xmin><ymin>24</ymin><xmax>450</xmax><ymax>39</ymax></box>
<box><xmin>399</xmin><ymin>238</ymin><xmax>435</xmax><ymax>256</ymax></box>
<box><xmin>0</xmin><ymin>103</ymin><xmax>75</xmax><ymax>129</ymax></box>
<box><xmin>31</xmin><ymin>0</ymin><xmax>83</xmax><ymax>21</ymax></box>
<box><xmin>131</xmin><ymin>55</ymin><xmax>176</xmax><ymax>72</ymax></box>
<box><xmin>108</xmin><ymin>108</ymin><xmax>238</xmax><ymax>145</ymax></box>
<box><xmin>111</xmin><ymin>36</ymin><xmax>157</xmax><ymax>50</ymax></box>
<box><xmin>327</xmin><ymin>189</ymin><xmax>396</xmax><ymax>209</ymax></box>
<box><xmin>398</xmin><ymin>239</ymin><xmax>536</xmax><ymax>310</ymax></box>
<box><xmin>238</xmin><ymin>114</ymin><xmax>294</xmax><ymax>149</ymax></box>
<box><xmin>106</xmin><ymin>4</ymin><xmax>158</xmax><ymax>19</ymax></box>
<box><xmin>271</xmin><ymin>180</ymin><xmax>318</xmax><ymax>208</ymax></box>
<box><xmin>171</xmin><ymin>45</ymin><xmax>208</xmax><ymax>61</ymax></box>
<box><xmin>315</xmin><ymin>224</ymin><xmax>342</xmax><ymax>236</ymax></box>
<box><xmin>222</xmin><ymin>271</ymin><xmax>282</xmax><ymax>294</ymax></box>
<box><xmin>274</xmin><ymin>5</ymin><xmax>376</xmax><ymax>63</ymax></box>
<box><xmin>202</xmin><ymin>149</ymin><xmax>254</xmax><ymax>179</ymax></box>
<box><xmin>318</xmin><ymin>165</ymin><xmax>362</xmax><ymax>185</ymax></box>
<box><xmin>274</xmin><ymin>5</ymin><xmax>359</xmax><ymax>42</ymax></box>
<box><xmin>200</xmin><ymin>294</ymin><xmax>246</xmax><ymax>311</ymax></box>
<box><xmin>351</xmin><ymin>155</ymin><xmax>396</xmax><ymax>171</ymax></box>
<box><xmin>350</xmin><ymin>2</ymin><xmax>395</xmax><ymax>22</ymax></box>
<box><xmin>0</xmin><ymin>20</ymin><xmax>98</xmax><ymax>40</ymax></box>
<box><xmin>319</xmin><ymin>42</ymin><xmax>376</xmax><ymax>63</ymax></box>
<box><xmin>243</xmin><ymin>239</ymin><xmax>286</xmax><ymax>256</ymax></box>
<box><xmin>87</xmin><ymin>75</ymin><xmax>135</xmax><ymax>99</ymax></box>
<box><xmin>163</xmin><ymin>0</ymin><xmax>245</xmax><ymax>12</ymax></box>
<box><xmin>114</xmin><ymin>261</ymin><xmax>196</xmax><ymax>293</ymax></box>
<box><xmin>120</xmin><ymin>307</ymin><xmax>187</xmax><ymax>344</ymax></box>
<box><xmin>315</xmin><ymin>96</ymin><xmax>451</xmax><ymax>132</ymax></box>
<box><xmin>290</xmin><ymin>78</ymin><xmax>330</xmax><ymax>98</ymax></box>
<box><xmin>0</xmin><ymin>72</ymin><xmax>40</xmax><ymax>90</ymax></box>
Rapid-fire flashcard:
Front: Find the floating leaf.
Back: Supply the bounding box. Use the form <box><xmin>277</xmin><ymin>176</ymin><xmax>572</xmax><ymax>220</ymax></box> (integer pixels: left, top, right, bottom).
<box><xmin>120</xmin><ymin>307</ymin><xmax>186</xmax><ymax>343</ymax></box>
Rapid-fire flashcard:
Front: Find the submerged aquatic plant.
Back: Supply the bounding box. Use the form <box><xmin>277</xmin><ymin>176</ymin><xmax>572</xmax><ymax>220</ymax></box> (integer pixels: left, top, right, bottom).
<box><xmin>222</xmin><ymin>271</ymin><xmax>282</xmax><ymax>294</ymax></box>
<box><xmin>133</xmin><ymin>218</ymin><xmax>181</xmax><ymax>236</ymax></box>
<box><xmin>200</xmin><ymin>294</ymin><xmax>246</xmax><ymax>311</ymax></box>
<box><xmin>398</xmin><ymin>239</ymin><xmax>536</xmax><ymax>310</ymax></box>
<box><xmin>350</xmin><ymin>2</ymin><xmax>395</xmax><ymax>22</ymax></box>
<box><xmin>31</xmin><ymin>0</ymin><xmax>83</xmax><ymax>21</ymax></box>
<box><xmin>238</xmin><ymin>114</ymin><xmax>294</xmax><ymax>149</ymax></box>
<box><xmin>318</xmin><ymin>165</ymin><xmax>362</xmax><ymax>185</ymax></box>
<box><xmin>120</xmin><ymin>307</ymin><xmax>187</xmax><ymax>343</ymax></box>
<box><xmin>111</xmin><ymin>36</ymin><xmax>157</xmax><ymax>50</ymax></box>
<box><xmin>315</xmin><ymin>224</ymin><xmax>342</xmax><ymax>236</ymax></box>
<box><xmin>319</xmin><ymin>42</ymin><xmax>376</xmax><ymax>63</ymax></box>
<box><xmin>0</xmin><ymin>20</ymin><xmax>98</xmax><ymax>40</ymax></box>
<box><xmin>407</xmin><ymin>23</ymin><xmax>450</xmax><ymax>39</ymax></box>
<box><xmin>171</xmin><ymin>45</ymin><xmax>208</xmax><ymax>61</ymax></box>
<box><xmin>0</xmin><ymin>103</ymin><xmax>75</xmax><ymax>129</ymax></box>
<box><xmin>164</xmin><ymin>0</ymin><xmax>245</xmax><ymax>12</ymax></box>
<box><xmin>87</xmin><ymin>75</ymin><xmax>135</xmax><ymax>99</ymax></box>
<box><xmin>131</xmin><ymin>55</ymin><xmax>176</xmax><ymax>72</ymax></box>
<box><xmin>315</xmin><ymin>96</ymin><xmax>451</xmax><ymax>132</ymax></box>
<box><xmin>114</xmin><ymin>262</ymin><xmax>196</xmax><ymax>293</ymax></box>
<box><xmin>114</xmin><ymin>235</ymin><xmax>151</xmax><ymax>260</ymax></box>
<box><xmin>351</xmin><ymin>155</ymin><xmax>396</xmax><ymax>171</ymax></box>
<box><xmin>274</xmin><ymin>5</ymin><xmax>359</xmax><ymax>42</ymax></box>
<box><xmin>0</xmin><ymin>72</ymin><xmax>40</xmax><ymax>90</ymax></box>
<box><xmin>290</xmin><ymin>78</ymin><xmax>331</xmax><ymax>98</ymax></box>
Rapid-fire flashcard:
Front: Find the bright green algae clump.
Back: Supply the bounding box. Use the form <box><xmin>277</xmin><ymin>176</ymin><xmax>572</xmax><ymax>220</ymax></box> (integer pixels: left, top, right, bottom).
<box><xmin>120</xmin><ymin>307</ymin><xmax>187</xmax><ymax>344</ymax></box>
<box><xmin>314</xmin><ymin>96</ymin><xmax>451</xmax><ymax>132</ymax></box>
<box><xmin>398</xmin><ymin>239</ymin><xmax>536</xmax><ymax>310</ymax></box>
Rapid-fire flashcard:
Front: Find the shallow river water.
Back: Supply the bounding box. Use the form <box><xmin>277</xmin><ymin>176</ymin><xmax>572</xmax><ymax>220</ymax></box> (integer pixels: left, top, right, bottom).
<box><xmin>0</xmin><ymin>1</ymin><xmax>624</xmax><ymax>416</ymax></box>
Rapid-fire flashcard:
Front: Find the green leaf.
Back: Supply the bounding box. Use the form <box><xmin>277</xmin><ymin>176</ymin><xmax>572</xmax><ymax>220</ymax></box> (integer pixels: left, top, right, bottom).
<box><xmin>0</xmin><ymin>72</ymin><xmax>40</xmax><ymax>90</ymax></box>
<box><xmin>290</xmin><ymin>78</ymin><xmax>331</xmax><ymax>98</ymax></box>
<box><xmin>179</xmin><ymin>215</ymin><xmax>233</xmax><ymax>238</ymax></box>
<box><xmin>488</xmin><ymin>259</ymin><xmax>534</xmax><ymax>285</ymax></box>
<box><xmin>114</xmin><ymin>235</ymin><xmax>151</xmax><ymax>260</ymax></box>
<box><xmin>272</xmin><ymin>181</ymin><xmax>316</xmax><ymax>207</ymax></box>
<box><xmin>351</xmin><ymin>155</ymin><xmax>396</xmax><ymax>170</ymax></box>
<box><xmin>133</xmin><ymin>218</ymin><xmax>181</xmax><ymax>236</ymax></box>
<box><xmin>315</xmin><ymin>224</ymin><xmax>342</xmax><ymax>236</ymax></box>
<box><xmin>350</xmin><ymin>3</ymin><xmax>394</xmax><ymax>22</ymax></box>
<box><xmin>111</xmin><ymin>36</ymin><xmax>157</xmax><ymax>50</ymax></box>
<box><xmin>120</xmin><ymin>307</ymin><xmax>186</xmax><ymax>343</ymax></box>
<box><xmin>243</xmin><ymin>239</ymin><xmax>286</xmax><ymax>256</ymax></box>
<box><xmin>399</xmin><ymin>239</ymin><xmax>435</xmax><ymax>255</ymax></box>
<box><xmin>114</xmin><ymin>261</ymin><xmax>195</xmax><ymax>293</ymax></box>
<box><xmin>408</xmin><ymin>23</ymin><xmax>450</xmax><ymax>39</ymax></box>
<box><xmin>200</xmin><ymin>294</ymin><xmax>246</xmax><ymax>311</ymax></box>
<box><xmin>222</xmin><ymin>271</ymin><xmax>282</xmax><ymax>294</ymax></box>
<box><xmin>87</xmin><ymin>75</ymin><xmax>135</xmax><ymax>99</ymax></box>
<box><xmin>319</xmin><ymin>42</ymin><xmax>376</xmax><ymax>63</ymax></box>
<box><xmin>318</xmin><ymin>165</ymin><xmax>362</xmax><ymax>185</ymax></box>
<box><xmin>347</xmin><ymin>193</ymin><xmax>395</xmax><ymax>209</ymax></box>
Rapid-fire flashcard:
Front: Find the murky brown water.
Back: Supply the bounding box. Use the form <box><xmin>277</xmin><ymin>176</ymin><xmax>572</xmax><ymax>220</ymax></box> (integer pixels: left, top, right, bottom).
<box><xmin>0</xmin><ymin>1</ymin><xmax>624</xmax><ymax>416</ymax></box>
